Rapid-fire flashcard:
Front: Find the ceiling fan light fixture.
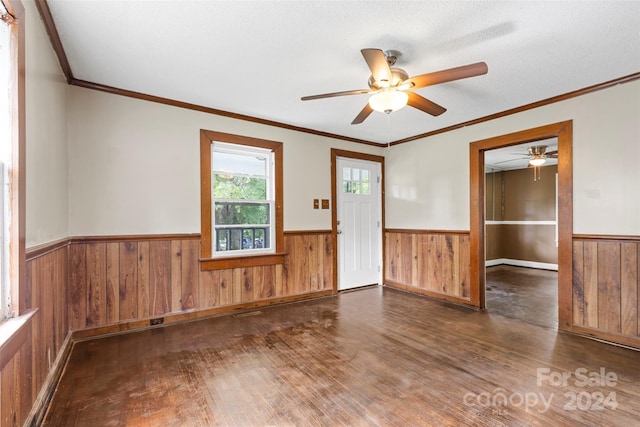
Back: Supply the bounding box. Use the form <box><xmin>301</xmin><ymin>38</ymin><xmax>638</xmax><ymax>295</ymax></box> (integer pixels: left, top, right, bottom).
<box><xmin>529</xmin><ymin>157</ymin><xmax>546</xmax><ymax>166</ymax></box>
<box><xmin>368</xmin><ymin>89</ymin><xmax>409</xmax><ymax>113</ymax></box>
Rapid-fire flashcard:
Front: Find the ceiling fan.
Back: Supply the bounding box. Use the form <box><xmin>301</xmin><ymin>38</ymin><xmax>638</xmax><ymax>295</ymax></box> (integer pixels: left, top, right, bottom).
<box><xmin>301</xmin><ymin>48</ymin><xmax>488</xmax><ymax>124</ymax></box>
<box><xmin>496</xmin><ymin>145</ymin><xmax>558</xmax><ymax>167</ymax></box>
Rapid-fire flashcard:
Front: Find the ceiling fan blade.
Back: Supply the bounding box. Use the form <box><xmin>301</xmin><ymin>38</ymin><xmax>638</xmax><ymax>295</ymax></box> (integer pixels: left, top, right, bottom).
<box><xmin>494</xmin><ymin>157</ymin><xmax>529</xmax><ymax>164</ymax></box>
<box><xmin>406</xmin><ymin>92</ymin><xmax>447</xmax><ymax>116</ymax></box>
<box><xmin>407</xmin><ymin>62</ymin><xmax>488</xmax><ymax>89</ymax></box>
<box><xmin>546</xmin><ymin>150</ymin><xmax>558</xmax><ymax>158</ymax></box>
<box><xmin>361</xmin><ymin>48</ymin><xmax>393</xmax><ymax>85</ymax></box>
<box><xmin>301</xmin><ymin>88</ymin><xmax>373</xmax><ymax>101</ymax></box>
<box><xmin>351</xmin><ymin>104</ymin><xmax>374</xmax><ymax>125</ymax></box>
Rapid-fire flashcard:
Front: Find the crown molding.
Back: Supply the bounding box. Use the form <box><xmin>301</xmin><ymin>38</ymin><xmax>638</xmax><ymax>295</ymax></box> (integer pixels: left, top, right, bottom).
<box><xmin>36</xmin><ymin>0</ymin><xmax>640</xmax><ymax>148</ymax></box>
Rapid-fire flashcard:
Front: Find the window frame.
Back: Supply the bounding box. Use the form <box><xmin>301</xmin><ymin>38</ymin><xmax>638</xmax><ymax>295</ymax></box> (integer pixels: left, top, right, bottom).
<box><xmin>210</xmin><ymin>142</ymin><xmax>274</xmax><ymax>257</ymax></box>
<box><xmin>200</xmin><ymin>130</ymin><xmax>284</xmax><ymax>270</ymax></box>
<box><xmin>1</xmin><ymin>0</ymin><xmax>25</xmax><ymax>321</ymax></box>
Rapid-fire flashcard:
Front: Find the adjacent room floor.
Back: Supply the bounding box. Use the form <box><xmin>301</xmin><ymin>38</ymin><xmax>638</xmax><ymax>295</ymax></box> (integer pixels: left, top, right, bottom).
<box><xmin>42</xmin><ymin>286</ymin><xmax>640</xmax><ymax>426</ymax></box>
<box><xmin>485</xmin><ymin>265</ymin><xmax>558</xmax><ymax>329</ymax></box>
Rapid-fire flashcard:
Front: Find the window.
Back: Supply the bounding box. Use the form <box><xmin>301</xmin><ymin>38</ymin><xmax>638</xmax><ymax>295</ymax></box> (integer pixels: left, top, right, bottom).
<box><xmin>0</xmin><ymin>0</ymin><xmax>23</xmax><ymax>321</ymax></box>
<box><xmin>200</xmin><ymin>130</ymin><xmax>284</xmax><ymax>269</ymax></box>
<box><xmin>211</xmin><ymin>143</ymin><xmax>273</xmax><ymax>255</ymax></box>
<box><xmin>1</xmin><ymin>6</ymin><xmax>11</xmax><ymax>320</ymax></box>
<box><xmin>343</xmin><ymin>166</ymin><xmax>370</xmax><ymax>195</ymax></box>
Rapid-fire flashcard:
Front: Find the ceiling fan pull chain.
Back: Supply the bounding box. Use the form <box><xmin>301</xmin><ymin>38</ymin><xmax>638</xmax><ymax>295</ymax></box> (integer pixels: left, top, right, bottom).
<box><xmin>386</xmin><ymin>113</ymin><xmax>392</xmax><ymax>151</ymax></box>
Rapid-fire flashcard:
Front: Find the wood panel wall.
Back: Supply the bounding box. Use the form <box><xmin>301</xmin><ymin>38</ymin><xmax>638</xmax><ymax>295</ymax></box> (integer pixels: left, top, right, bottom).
<box><xmin>384</xmin><ymin>230</ymin><xmax>471</xmax><ymax>304</ymax></box>
<box><xmin>1</xmin><ymin>242</ymin><xmax>69</xmax><ymax>426</ymax></box>
<box><xmin>1</xmin><ymin>318</ymin><xmax>33</xmax><ymax>427</ymax></box>
<box><xmin>68</xmin><ymin>232</ymin><xmax>333</xmax><ymax>331</ymax></box>
<box><xmin>572</xmin><ymin>236</ymin><xmax>640</xmax><ymax>348</ymax></box>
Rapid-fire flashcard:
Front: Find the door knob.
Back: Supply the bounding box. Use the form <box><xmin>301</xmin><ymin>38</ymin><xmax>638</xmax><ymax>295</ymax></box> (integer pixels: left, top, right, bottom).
<box><xmin>337</xmin><ymin>230</ymin><xmax>342</xmax><ymax>234</ymax></box>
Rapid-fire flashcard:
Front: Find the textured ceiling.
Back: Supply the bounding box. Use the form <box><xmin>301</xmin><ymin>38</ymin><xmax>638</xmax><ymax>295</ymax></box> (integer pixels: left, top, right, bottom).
<box><xmin>46</xmin><ymin>0</ymin><xmax>640</xmax><ymax>144</ymax></box>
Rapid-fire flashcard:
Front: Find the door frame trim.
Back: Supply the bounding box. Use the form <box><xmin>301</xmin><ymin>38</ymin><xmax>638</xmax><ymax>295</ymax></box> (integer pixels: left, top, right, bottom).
<box><xmin>331</xmin><ymin>149</ymin><xmax>385</xmax><ymax>293</ymax></box>
<box><xmin>469</xmin><ymin>120</ymin><xmax>573</xmax><ymax>331</ymax></box>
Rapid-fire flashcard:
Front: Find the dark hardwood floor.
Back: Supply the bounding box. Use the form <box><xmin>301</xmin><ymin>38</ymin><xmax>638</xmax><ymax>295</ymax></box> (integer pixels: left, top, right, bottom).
<box><xmin>486</xmin><ymin>265</ymin><xmax>558</xmax><ymax>329</ymax></box>
<box><xmin>43</xmin><ymin>286</ymin><xmax>639</xmax><ymax>426</ymax></box>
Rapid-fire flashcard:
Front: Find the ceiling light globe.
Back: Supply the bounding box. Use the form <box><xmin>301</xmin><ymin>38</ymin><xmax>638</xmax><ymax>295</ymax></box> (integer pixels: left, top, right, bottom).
<box><xmin>529</xmin><ymin>157</ymin><xmax>546</xmax><ymax>166</ymax></box>
<box><xmin>368</xmin><ymin>90</ymin><xmax>409</xmax><ymax>113</ymax></box>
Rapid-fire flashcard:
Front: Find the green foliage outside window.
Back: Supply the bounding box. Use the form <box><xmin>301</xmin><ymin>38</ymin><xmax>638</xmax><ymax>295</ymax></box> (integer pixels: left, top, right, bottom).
<box><xmin>213</xmin><ymin>175</ymin><xmax>269</xmax><ymax>225</ymax></box>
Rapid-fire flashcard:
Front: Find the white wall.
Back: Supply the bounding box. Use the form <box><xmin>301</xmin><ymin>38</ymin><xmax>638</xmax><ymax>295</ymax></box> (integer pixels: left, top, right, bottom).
<box><xmin>67</xmin><ymin>86</ymin><xmax>383</xmax><ymax>236</ymax></box>
<box><xmin>385</xmin><ymin>80</ymin><xmax>640</xmax><ymax>235</ymax></box>
<box><xmin>25</xmin><ymin>0</ymin><xmax>640</xmax><ymax>240</ymax></box>
<box><xmin>25</xmin><ymin>0</ymin><xmax>69</xmax><ymax>247</ymax></box>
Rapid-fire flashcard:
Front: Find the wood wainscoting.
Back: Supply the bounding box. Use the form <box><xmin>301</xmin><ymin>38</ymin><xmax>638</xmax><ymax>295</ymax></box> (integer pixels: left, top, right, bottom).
<box><xmin>68</xmin><ymin>231</ymin><xmax>333</xmax><ymax>334</ymax></box>
<box><xmin>0</xmin><ymin>239</ymin><xmax>70</xmax><ymax>426</ymax></box>
<box><xmin>572</xmin><ymin>234</ymin><xmax>640</xmax><ymax>348</ymax></box>
<box><xmin>384</xmin><ymin>229</ymin><xmax>471</xmax><ymax>305</ymax></box>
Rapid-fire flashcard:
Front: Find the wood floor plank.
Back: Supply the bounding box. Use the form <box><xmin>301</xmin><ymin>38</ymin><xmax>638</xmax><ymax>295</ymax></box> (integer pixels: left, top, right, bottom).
<box><xmin>42</xmin><ymin>286</ymin><xmax>640</xmax><ymax>427</ymax></box>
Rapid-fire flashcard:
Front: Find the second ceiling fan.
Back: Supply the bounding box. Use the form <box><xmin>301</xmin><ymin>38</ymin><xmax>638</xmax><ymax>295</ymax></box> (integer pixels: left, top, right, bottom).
<box><xmin>301</xmin><ymin>48</ymin><xmax>488</xmax><ymax>124</ymax></box>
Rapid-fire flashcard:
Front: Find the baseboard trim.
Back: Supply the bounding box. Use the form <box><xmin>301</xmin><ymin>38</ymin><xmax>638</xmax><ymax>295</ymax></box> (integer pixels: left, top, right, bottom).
<box><xmin>383</xmin><ymin>280</ymin><xmax>475</xmax><ymax>308</ymax></box>
<box><xmin>485</xmin><ymin>258</ymin><xmax>558</xmax><ymax>271</ymax></box>
<box><xmin>72</xmin><ymin>289</ymin><xmax>335</xmax><ymax>341</ymax></box>
<box><xmin>24</xmin><ymin>332</ymin><xmax>74</xmax><ymax>427</ymax></box>
<box><xmin>570</xmin><ymin>325</ymin><xmax>640</xmax><ymax>351</ymax></box>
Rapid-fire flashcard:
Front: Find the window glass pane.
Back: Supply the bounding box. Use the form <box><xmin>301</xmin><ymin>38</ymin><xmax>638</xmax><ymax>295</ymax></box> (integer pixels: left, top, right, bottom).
<box><xmin>343</xmin><ymin>181</ymin><xmax>351</xmax><ymax>193</ymax></box>
<box><xmin>213</xmin><ymin>175</ymin><xmax>266</xmax><ymax>200</ymax></box>
<box><xmin>362</xmin><ymin>182</ymin><xmax>370</xmax><ymax>194</ymax></box>
<box><xmin>254</xmin><ymin>229</ymin><xmax>265</xmax><ymax>248</ymax></box>
<box><xmin>343</xmin><ymin>167</ymin><xmax>351</xmax><ymax>181</ymax></box>
<box><xmin>214</xmin><ymin>202</ymin><xmax>269</xmax><ymax>225</ymax></box>
<box><xmin>242</xmin><ymin>229</ymin><xmax>254</xmax><ymax>249</ymax></box>
<box><xmin>228</xmin><ymin>229</ymin><xmax>244</xmax><ymax>251</ymax></box>
<box><xmin>361</xmin><ymin>169</ymin><xmax>369</xmax><ymax>182</ymax></box>
<box><xmin>216</xmin><ymin>226</ymin><xmax>270</xmax><ymax>251</ymax></box>
<box><xmin>352</xmin><ymin>182</ymin><xmax>360</xmax><ymax>194</ymax></box>
<box><xmin>213</xmin><ymin>151</ymin><xmax>267</xmax><ymax>177</ymax></box>
<box><xmin>353</xmin><ymin>168</ymin><xmax>360</xmax><ymax>181</ymax></box>
<box><xmin>216</xmin><ymin>230</ymin><xmax>229</xmax><ymax>251</ymax></box>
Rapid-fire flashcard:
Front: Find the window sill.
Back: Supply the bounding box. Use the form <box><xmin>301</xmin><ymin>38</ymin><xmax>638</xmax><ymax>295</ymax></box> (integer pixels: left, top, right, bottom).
<box><xmin>200</xmin><ymin>252</ymin><xmax>286</xmax><ymax>271</ymax></box>
<box><xmin>0</xmin><ymin>309</ymin><xmax>37</xmax><ymax>370</ymax></box>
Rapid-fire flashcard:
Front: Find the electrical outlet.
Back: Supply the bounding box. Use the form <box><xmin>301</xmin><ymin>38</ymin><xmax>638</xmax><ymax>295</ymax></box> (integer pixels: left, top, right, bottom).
<box><xmin>150</xmin><ymin>317</ymin><xmax>164</xmax><ymax>326</ymax></box>
<box><xmin>321</xmin><ymin>199</ymin><xmax>330</xmax><ymax>209</ymax></box>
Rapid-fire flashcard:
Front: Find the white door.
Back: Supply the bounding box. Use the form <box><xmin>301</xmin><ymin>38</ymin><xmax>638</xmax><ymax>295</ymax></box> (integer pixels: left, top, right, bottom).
<box><xmin>337</xmin><ymin>157</ymin><xmax>382</xmax><ymax>290</ymax></box>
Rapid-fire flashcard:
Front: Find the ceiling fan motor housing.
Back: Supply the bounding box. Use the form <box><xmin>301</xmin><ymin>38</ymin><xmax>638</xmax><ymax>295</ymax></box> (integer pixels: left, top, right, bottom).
<box><xmin>368</xmin><ymin>67</ymin><xmax>409</xmax><ymax>90</ymax></box>
<box><xmin>528</xmin><ymin>145</ymin><xmax>547</xmax><ymax>159</ymax></box>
